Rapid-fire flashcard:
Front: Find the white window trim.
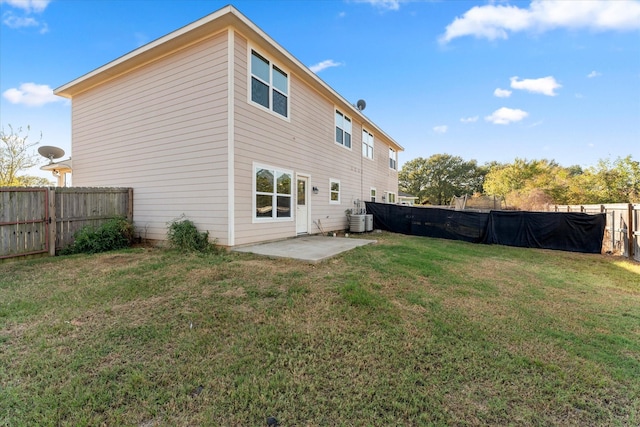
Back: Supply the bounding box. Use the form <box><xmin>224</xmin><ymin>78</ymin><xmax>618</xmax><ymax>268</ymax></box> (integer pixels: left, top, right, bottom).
<box><xmin>329</xmin><ymin>178</ymin><xmax>341</xmax><ymax>204</ymax></box>
<box><xmin>335</xmin><ymin>109</ymin><xmax>352</xmax><ymax>150</ymax></box>
<box><xmin>253</xmin><ymin>162</ymin><xmax>294</xmax><ymax>223</ymax></box>
<box><xmin>389</xmin><ymin>147</ymin><xmax>397</xmax><ymax>170</ymax></box>
<box><xmin>386</xmin><ymin>191</ymin><xmax>396</xmax><ymax>204</ymax></box>
<box><xmin>370</xmin><ymin>187</ymin><xmax>377</xmax><ymax>203</ymax></box>
<box><xmin>247</xmin><ymin>46</ymin><xmax>291</xmax><ymax>122</ymax></box>
<box><xmin>362</xmin><ymin>129</ymin><xmax>374</xmax><ymax>160</ymax></box>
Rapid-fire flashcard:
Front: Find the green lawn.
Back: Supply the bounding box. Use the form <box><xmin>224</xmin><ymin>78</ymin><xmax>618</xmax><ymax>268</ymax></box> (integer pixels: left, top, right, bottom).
<box><xmin>1</xmin><ymin>232</ymin><xmax>639</xmax><ymax>426</ymax></box>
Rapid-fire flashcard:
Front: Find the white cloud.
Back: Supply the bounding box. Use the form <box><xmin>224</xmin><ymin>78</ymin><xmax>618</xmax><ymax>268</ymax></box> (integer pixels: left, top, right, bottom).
<box><xmin>2</xmin><ymin>82</ymin><xmax>62</xmax><ymax>107</ymax></box>
<box><xmin>460</xmin><ymin>116</ymin><xmax>479</xmax><ymax>123</ymax></box>
<box><xmin>485</xmin><ymin>107</ymin><xmax>529</xmax><ymax>125</ymax></box>
<box><xmin>1</xmin><ymin>0</ymin><xmax>50</xmax><ymax>32</ymax></box>
<box><xmin>309</xmin><ymin>59</ymin><xmax>343</xmax><ymax>73</ymax></box>
<box><xmin>433</xmin><ymin>125</ymin><xmax>448</xmax><ymax>134</ymax></box>
<box><xmin>2</xmin><ymin>12</ymin><xmax>38</xmax><ymax>28</ymax></box>
<box><xmin>494</xmin><ymin>88</ymin><xmax>512</xmax><ymax>98</ymax></box>
<box><xmin>510</xmin><ymin>76</ymin><xmax>561</xmax><ymax>96</ymax></box>
<box><xmin>440</xmin><ymin>0</ymin><xmax>640</xmax><ymax>43</ymax></box>
<box><xmin>353</xmin><ymin>0</ymin><xmax>402</xmax><ymax>11</ymax></box>
<box><xmin>0</xmin><ymin>0</ymin><xmax>51</xmax><ymax>13</ymax></box>
<box><xmin>587</xmin><ymin>70</ymin><xmax>602</xmax><ymax>78</ymax></box>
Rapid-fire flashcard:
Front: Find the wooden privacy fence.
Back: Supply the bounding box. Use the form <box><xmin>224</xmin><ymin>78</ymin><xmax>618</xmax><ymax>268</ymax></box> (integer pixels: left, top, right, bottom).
<box><xmin>551</xmin><ymin>203</ymin><xmax>639</xmax><ymax>262</ymax></box>
<box><xmin>1</xmin><ymin>187</ymin><xmax>133</xmax><ymax>259</ymax></box>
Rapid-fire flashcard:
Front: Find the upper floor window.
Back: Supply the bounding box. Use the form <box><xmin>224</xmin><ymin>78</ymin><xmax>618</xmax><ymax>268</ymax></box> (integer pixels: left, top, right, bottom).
<box><xmin>335</xmin><ymin>110</ymin><xmax>352</xmax><ymax>148</ymax></box>
<box><xmin>362</xmin><ymin>129</ymin><xmax>374</xmax><ymax>159</ymax></box>
<box><xmin>389</xmin><ymin>147</ymin><xmax>397</xmax><ymax>170</ymax></box>
<box><xmin>250</xmin><ymin>50</ymin><xmax>288</xmax><ymax>118</ymax></box>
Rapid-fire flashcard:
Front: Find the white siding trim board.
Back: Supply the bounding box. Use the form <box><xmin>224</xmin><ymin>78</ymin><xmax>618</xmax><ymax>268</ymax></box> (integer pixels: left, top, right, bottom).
<box><xmin>228</xmin><ymin>28</ymin><xmax>236</xmax><ymax>246</ymax></box>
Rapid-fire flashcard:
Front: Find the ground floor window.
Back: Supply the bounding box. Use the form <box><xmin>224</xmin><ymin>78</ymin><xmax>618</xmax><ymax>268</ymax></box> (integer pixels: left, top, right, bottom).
<box><xmin>386</xmin><ymin>192</ymin><xmax>396</xmax><ymax>204</ymax></box>
<box><xmin>370</xmin><ymin>188</ymin><xmax>376</xmax><ymax>202</ymax></box>
<box><xmin>255</xmin><ymin>165</ymin><xmax>292</xmax><ymax>220</ymax></box>
<box><xmin>330</xmin><ymin>179</ymin><xmax>340</xmax><ymax>204</ymax></box>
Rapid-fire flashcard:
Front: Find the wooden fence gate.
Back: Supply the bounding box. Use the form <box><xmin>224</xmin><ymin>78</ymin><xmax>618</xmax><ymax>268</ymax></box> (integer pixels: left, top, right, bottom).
<box><xmin>0</xmin><ymin>188</ymin><xmax>49</xmax><ymax>259</ymax></box>
<box><xmin>1</xmin><ymin>187</ymin><xmax>132</xmax><ymax>259</ymax></box>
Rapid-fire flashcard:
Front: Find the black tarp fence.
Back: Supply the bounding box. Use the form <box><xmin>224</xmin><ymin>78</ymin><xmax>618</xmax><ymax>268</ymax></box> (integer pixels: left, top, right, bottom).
<box><xmin>365</xmin><ymin>202</ymin><xmax>606</xmax><ymax>254</ymax></box>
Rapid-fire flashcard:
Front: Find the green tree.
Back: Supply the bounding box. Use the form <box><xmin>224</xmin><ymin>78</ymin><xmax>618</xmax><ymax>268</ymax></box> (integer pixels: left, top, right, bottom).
<box><xmin>484</xmin><ymin>158</ymin><xmax>571</xmax><ymax>209</ymax></box>
<box><xmin>399</xmin><ymin>154</ymin><xmax>485</xmax><ymax>205</ymax></box>
<box><xmin>483</xmin><ymin>156</ymin><xmax>639</xmax><ymax>208</ymax></box>
<box><xmin>569</xmin><ymin>156</ymin><xmax>640</xmax><ymax>203</ymax></box>
<box><xmin>1</xmin><ymin>125</ymin><xmax>48</xmax><ymax>186</ymax></box>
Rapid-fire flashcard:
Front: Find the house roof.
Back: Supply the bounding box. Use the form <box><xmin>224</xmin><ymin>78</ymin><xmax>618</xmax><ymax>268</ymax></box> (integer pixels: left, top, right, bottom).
<box><xmin>398</xmin><ymin>191</ymin><xmax>418</xmax><ymax>198</ymax></box>
<box><xmin>54</xmin><ymin>5</ymin><xmax>403</xmax><ymax>152</ymax></box>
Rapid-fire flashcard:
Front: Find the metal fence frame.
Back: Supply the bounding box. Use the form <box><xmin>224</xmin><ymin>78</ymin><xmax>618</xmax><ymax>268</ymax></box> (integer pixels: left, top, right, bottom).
<box><xmin>552</xmin><ymin>203</ymin><xmax>638</xmax><ymax>261</ymax></box>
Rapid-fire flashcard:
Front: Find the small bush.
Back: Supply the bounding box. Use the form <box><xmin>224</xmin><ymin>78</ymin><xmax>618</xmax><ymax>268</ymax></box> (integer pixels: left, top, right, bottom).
<box><xmin>167</xmin><ymin>216</ymin><xmax>215</xmax><ymax>252</ymax></box>
<box><xmin>63</xmin><ymin>217</ymin><xmax>134</xmax><ymax>255</ymax></box>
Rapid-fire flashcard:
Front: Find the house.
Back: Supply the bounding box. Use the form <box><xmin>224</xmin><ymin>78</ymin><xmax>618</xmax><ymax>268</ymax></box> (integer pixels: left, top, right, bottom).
<box><xmin>398</xmin><ymin>191</ymin><xmax>418</xmax><ymax>206</ymax></box>
<box><xmin>54</xmin><ymin>5</ymin><xmax>403</xmax><ymax>247</ymax></box>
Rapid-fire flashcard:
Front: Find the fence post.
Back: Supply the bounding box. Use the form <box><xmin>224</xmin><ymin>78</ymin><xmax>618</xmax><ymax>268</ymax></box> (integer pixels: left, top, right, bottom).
<box><xmin>611</xmin><ymin>209</ymin><xmax>615</xmax><ymax>253</ymax></box>
<box><xmin>629</xmin><ymin>203</ymin><xmax>634</xmax><ymax>259</ymax></box>
<box><xmin>48</xmin><ymin>187</ymin><xmax>56</xmax><ymax>256</ymax></box>
<box><xmin>127</xmin><ymin>188</ymin><xmax>134</xmax><ymax>223</ymax></box>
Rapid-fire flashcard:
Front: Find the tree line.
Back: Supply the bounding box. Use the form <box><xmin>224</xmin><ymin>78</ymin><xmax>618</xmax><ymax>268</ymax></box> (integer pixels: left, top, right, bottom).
<box><xmin>399</xmin><ymin>154</ymin><xmax>640</xmax><ymax>210</ymax></box>
<box><xmin>2</xmin><ymin>124</ymin><xmax>639</xmax><ymax>208</ymax></box>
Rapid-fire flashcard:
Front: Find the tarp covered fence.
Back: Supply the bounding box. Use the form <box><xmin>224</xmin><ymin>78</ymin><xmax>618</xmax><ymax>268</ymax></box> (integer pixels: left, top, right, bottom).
<box><xmin>365</xmin><ymin>202</ymin><xmax>606</xmax><ymax>254</ymax></box>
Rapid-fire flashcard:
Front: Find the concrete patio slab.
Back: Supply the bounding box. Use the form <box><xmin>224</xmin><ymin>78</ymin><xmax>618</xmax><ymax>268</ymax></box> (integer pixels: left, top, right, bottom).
<box><xmin>233</xmin><ymin>235</ymin><xmax>376</xmax><ymax>263</ymax></box>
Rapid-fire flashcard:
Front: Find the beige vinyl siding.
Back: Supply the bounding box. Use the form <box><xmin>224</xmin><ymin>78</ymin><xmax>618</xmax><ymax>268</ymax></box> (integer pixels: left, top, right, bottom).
<box><xmin>61</xmin><ymin>8</ymin><xmax>401</xmax><ymax>248</ymax></box>
<box><xmin>231</xmin><ymin>34</ymin><xmax>398</xmax><ymax>246</ymax></box>
<box><xmin>71</xmin><ymin>32</ymin><xmax>231</xmax><ymax>244</ymax></box>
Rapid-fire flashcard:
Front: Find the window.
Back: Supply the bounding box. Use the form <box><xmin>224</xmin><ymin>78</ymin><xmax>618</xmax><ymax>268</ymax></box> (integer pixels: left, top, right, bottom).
<box><xmin>335</xmin><ymin>110</ymin><xmax>352</xmax><ymax>148</ymax></box>
<box><xmin>362</xmin><ymin>129</ymin><xmax>374</xmax><ymax>159</ymax></box>
<box><xmin>386</xmin><ymin>192</ymin><xmax>396</xmax><ymax>204</ymax></box>
<box><xmin>370</xmin><ymin>188</ymin><xmax>376</xmax><ymax>202</ymax></box>
<box><xmin>389</xmin><ymin>147</ymin><xmax>397</xmax><ymax>170</ymax></box>
<box><xmin>330</xmin><ymin>179</ymin><xmax>340</xmax><ymax>204</ymax></box>
<box><xmin>250</xmin><ymin>50</ymin><xmax>288</xmax><ymax>118</ymax></box>
<box><xmin>255</xmin><ymin>165</ymin><xmax>292</xmax><ymax>220</ymax></box>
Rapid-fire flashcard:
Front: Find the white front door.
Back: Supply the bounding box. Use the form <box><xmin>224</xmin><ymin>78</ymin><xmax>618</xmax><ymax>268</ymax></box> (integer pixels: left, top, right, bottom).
<box><xmin>296</xmin><ymin>176</ymin><xmax>309</xmax><ymax>234</ymax></box>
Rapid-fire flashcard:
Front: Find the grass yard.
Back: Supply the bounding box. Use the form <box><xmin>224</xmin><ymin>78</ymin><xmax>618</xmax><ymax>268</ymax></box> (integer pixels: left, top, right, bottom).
<box><xmin>1</xmin><ymin>232</ymin><xmax>639</xmax><ymax>426</ymax></box>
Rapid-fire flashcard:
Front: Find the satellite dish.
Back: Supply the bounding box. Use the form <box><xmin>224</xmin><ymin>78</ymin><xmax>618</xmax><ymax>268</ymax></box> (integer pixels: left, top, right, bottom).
<box><xmin>356</xmin><ymin>99</ymin><xmax>366</xmax><ymax>111</ymax></box>
<box><xmin>38</xmin><ymin>146</ymin><xmax>65</xmax><ymax>162</ymax></box>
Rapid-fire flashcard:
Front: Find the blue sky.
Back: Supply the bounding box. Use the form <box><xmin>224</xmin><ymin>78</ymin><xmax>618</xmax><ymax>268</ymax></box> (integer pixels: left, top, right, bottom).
<box><xmin>1</xmin><ymin>0</ymin><xmax>639</xmax><ymax>182</ymax></box>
